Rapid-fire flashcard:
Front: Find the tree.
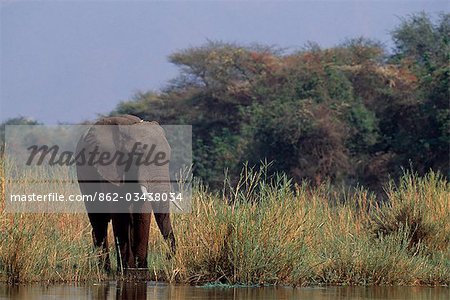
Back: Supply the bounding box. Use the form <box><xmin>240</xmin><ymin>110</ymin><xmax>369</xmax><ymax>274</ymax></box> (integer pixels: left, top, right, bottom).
<box><xmin>0</xmin><ymin>117</ymin><xmax>42</xmax><ymax>152</ymax></box>
<box><xmin>113</xmin><ymin>13</ymin><xmax>449</xmax><ymax>189</ymax></box>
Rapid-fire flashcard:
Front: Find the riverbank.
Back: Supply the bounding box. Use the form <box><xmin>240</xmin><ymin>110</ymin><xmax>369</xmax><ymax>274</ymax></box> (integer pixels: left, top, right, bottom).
<box><xmin>1</xmin><ymin>164</ymin><xmax>449</xmax><ymax>286</ymax></box>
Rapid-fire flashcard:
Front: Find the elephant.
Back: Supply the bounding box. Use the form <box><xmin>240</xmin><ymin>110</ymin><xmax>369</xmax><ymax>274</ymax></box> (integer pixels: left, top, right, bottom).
<box><xmin>75</xmin><ymin>114</ymin><xmax>175</xmax><ymax>272</ymax></box>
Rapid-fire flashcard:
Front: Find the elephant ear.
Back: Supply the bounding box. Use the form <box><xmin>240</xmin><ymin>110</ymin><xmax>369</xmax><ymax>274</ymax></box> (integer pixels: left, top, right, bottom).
<box><xmin>84</xmin><ymin>123</ymin><xmax>125</xmax><ymax>186</ymax></box>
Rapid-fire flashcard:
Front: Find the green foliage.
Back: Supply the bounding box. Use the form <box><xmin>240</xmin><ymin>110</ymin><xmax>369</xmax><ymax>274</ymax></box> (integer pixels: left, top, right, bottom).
<box><xmin>382</xmin><ymin>13</ymin><xmax>450</xmax><ymax>178</ymax></box>
<box><xmin>111</xmin><ymin>13</ymin><xmax>448</xmax><ymax>190</ymax></box>
<box><xmin>0</xmin><ymin>117</ymin><xmax>42</xmax><ymax>153</ymax></box>
<box><xmin>392</xmin><ymin>12</ymin><xmax>449</xmax><ymax>67</ymax></box>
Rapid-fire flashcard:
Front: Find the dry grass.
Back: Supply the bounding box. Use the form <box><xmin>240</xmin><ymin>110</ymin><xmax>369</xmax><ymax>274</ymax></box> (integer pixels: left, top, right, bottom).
<box><xmin>0</xmin><ymin>160</ymin><xmax>449</xmax><ymax>285</ymax></box>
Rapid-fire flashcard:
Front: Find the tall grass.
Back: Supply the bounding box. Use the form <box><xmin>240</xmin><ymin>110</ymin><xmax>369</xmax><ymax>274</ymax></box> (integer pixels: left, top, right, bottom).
<box><xmin>1</xmin><ymin>159</ymin><xmax>449</xmax><ymax>285</ymax></box>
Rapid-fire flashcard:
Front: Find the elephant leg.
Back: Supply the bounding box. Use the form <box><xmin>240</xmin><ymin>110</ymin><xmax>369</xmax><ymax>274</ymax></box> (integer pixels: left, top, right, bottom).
<box><xmin>154</xmin><ymin>213</ymin><xmax>176</xmax><ymax>255</ymax></box>
<box><xmin>112</xmin><ymin>213</ymin><xmax>134</xmax><ymax>270</ymax></box>
<box><xmin>87</xmin><ymin>213</ymin><xmax>111</xmax><ymax>272</ymax></box>
<box><xmin>131</xmin><ymin>213</ymin><xmax>151</xmax><ymax>268</ymax></box>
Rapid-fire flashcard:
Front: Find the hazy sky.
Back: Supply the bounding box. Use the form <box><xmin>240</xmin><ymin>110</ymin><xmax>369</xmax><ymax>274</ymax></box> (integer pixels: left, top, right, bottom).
<box><xmin>1</xmin><ymin>1</ymin><xmax>448</xmax><ymax>124</ymax></box>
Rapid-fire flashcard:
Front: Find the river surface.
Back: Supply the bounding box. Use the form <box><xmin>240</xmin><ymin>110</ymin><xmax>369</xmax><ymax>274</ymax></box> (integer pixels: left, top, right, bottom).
<box><xmin>1</xmin><ymin>282</ymin><xmax>448</xmax><ymax>299</ymax></box>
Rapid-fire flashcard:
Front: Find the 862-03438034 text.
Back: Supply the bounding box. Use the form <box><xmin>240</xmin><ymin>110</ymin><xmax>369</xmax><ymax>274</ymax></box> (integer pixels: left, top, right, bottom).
<box><xmin>9</xmin><ymin>192</ymin><xmax>184</xmax><ymax>203</ymax></box>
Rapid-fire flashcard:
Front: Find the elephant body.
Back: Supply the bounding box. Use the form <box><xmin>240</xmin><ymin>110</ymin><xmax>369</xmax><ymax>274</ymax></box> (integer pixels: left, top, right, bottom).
<box><xmin>75</xmin><ymin>114</ymin><xmax>175</xmax><ymax>271</ymax></box>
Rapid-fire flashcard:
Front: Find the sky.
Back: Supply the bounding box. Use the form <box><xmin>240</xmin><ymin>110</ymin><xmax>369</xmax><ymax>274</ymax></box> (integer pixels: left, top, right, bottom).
<box><xmin>1</xmin><ymin>1</ymin><xmax>448</xmax><ymax>124</ymax></box>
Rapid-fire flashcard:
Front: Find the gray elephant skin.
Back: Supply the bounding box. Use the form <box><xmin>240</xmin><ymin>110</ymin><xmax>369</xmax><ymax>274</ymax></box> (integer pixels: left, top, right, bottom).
<box><xmin>75</xmin><ymin>114</ymin><xmax>175</xmax><ymax>271</ymax></box>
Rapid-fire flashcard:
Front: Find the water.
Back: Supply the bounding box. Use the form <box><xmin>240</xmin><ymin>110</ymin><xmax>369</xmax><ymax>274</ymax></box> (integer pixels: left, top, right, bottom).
<box><xmin>1</xmin><ymin>282</ymin><xmax>448</xmax><ymax>300</ymax></box>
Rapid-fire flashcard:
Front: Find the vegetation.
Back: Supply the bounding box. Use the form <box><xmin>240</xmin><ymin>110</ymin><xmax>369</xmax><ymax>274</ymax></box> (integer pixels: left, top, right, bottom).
<box><xmin>110</xmin><ymin>13</ymin><xmax>449</xmax><ymax>191</ymax></box>
<box><xmin>0</xmin><ymin>159</ymin><xmax>449</xmax><ymax>285</ymax></box>
<box><xmin>0</xmin><ymin>117</ymin><xmax>42</xmax><ymax>153</ymax></box>
<box><xmin>0</xmin><ymin>12</ymin><xmax>448</xmax><ymax>286</ymax></box>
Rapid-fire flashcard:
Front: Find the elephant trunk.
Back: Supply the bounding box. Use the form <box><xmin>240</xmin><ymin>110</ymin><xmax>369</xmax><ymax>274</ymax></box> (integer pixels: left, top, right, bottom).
<box><xmin>140</xmin><ymin>184</ymin><xmax>177</xmax><ymax>255</ymax></box>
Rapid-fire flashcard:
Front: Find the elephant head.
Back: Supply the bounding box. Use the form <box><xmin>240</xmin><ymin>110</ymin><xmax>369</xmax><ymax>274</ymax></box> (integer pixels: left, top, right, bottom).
<box><xmin>83</xmin><ymin>115</ymin><xmax>173</xmax><ymax>210</ymax></box>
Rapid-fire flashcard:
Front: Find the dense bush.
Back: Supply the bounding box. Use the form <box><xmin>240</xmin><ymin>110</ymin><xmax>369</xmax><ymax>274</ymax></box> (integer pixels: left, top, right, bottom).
<box><xmin>110</xmin><ymin>13</ymin><xmax>449</xmax><ymax>191</ymax></box>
